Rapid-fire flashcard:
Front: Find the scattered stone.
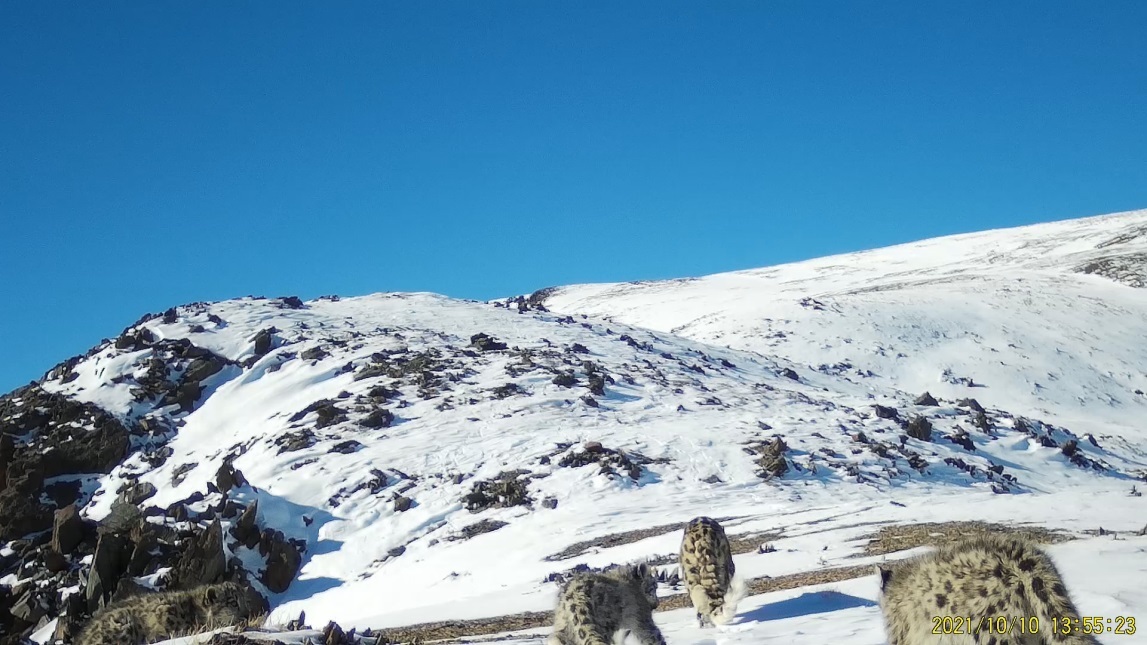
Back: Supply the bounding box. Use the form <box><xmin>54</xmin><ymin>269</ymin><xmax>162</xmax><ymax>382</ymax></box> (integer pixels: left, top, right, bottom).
<box><xmin>169</xmin><ymin>519</ymin><xmax>226</xmax><ymax>590</ymax></box>
<box><xmin>872</xmin><ymin>405</ymin><xmax>899</xmax><ymax>420</ymax></box>
<box><xmin>956</xmin><ymin>398</ymin><xmax>985</xmax><ymax>413</ymax></box>
<box><xmin>251</xmin><ymin>328</ymin><xmax>274</xmax><ymax>357</ymax></box>
<box><xmin>449</xmin><ymin>519</ymin><xmax>509</xmax><ymax>541</ymax></box>
<box><xmin>261</xmin><ymin>532</ymin><xmax>302</xmax><ymax>593</ymax></box>
<box><xmin>914</xmin><ymin>391</ymin><xmax>939</xmax><ymax>406</ymax></box>
<box><xmin>491</xmin><ymin>383</ymin><xmax>524</xmax><ymax>399</ymax></box>
<box><xmin>464</xmin><ymin>471</ymin><xmax>533</xmax><ymax>512</ymax></box>
<box><xmin>906</xmin><ymin>416</ymin><xmax>933</xmax><ymax>441</ymax></box>
<box><xmin>51</xmin><ymin>504</ymin><xmax>84</xmax><ymax>555</ymax></box>
<box><xmin>300</xmin><ymin>346</ymin><xmax>329</xmax><ymax>362</ymax></box>
<box><xmin>215</xmin><ymin>462</ymin><xmax>245</xmax><ymax>494</ymax></box>
<box><xmin>85</xmin><ymin>532</ymin><xmax>127</xmax><ymax>612</ymax></box>
<box><xmin>470</xmin><ymin>333</ymin><xmax>508</xmax><ymax>351</ymax></box>
<box><xmin>329</xmin><ymin>440</ymin><xmax>363</xmax><ymax>455</ymax></box>
<box><xmin>779</xmin><ymin>368</ymin><xmax>800</xmax><ymax>381</ymax></box>
<box><xmin>183</xmin><ymin>356</ymin><xmax>225</xmax><ymax>384</ymax></box>
<box><xmin>360</xmin><ymin>408</ymin><xmax>395</xmax><ymax>429</ymax></box>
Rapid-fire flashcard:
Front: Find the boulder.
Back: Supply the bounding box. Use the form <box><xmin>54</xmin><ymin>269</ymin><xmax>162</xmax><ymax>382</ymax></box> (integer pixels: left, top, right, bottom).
<box><xmin>51</xmin><ymin>504</ymin><xmax>84</xmax><ymax>555</ymax></box>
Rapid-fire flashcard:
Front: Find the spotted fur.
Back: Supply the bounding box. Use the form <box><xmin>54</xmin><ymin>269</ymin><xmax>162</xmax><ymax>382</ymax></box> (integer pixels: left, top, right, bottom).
<box><xmin>679</xmin><ymin>516</ymin><xmax>744</xmax><ymax>626</ymax></box>
<box><xmin>74</xmin><ymin>581</ymin><xmax>267</xmax><ymax>645</ymax></box>
<box><xmin>877</xmin><ymin>533</ymin><xmax>1098</xmax><ymax>644</ymax></box>
<box><xmin>547</xmin><ymin>563</ymin><xmax>665</xmax><ymax>645</ymax></box>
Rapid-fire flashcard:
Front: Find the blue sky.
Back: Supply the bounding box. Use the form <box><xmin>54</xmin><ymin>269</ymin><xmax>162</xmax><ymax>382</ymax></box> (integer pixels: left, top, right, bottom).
<box><xmin>1</xmin><ymin>1</ymin><xmax>1145</xmax><ymax>393</ymax></box>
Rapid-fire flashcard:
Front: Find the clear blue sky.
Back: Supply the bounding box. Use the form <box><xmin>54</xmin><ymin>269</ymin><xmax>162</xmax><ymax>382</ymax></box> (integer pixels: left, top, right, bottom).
<box><xmin>2</xmin><ymin>2</ymin><xmax>1145</xmax><ymax>394</ymax></box>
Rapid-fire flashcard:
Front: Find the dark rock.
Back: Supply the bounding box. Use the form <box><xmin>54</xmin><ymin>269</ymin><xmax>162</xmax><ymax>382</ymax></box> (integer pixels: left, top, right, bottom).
<box><xmin>450</xmin><ymin>519</ymin><xmax>509</xmax><ymax>541</ymax></box>
<box><xmin>126</xmin><ymin>526</ymin><xmax>159</xmax><ymax>576</ymax></box>
<box><xmin>570</xmin><ymin>343</ymin><xmax>589</xmax><ymax>354</ymax></box>
<box><xmin>1061</xmin><ymin>439</ymin><xmax>1080</xmax><ymax>458</ymax></box>
<box><xmin>946</xmin><ymin>430</ymin><xmax>975</xmax><ymax>451</ymax></box>
<box><xmin>872</xmin><ymin>405</ymin><xmax>899</xmax><ymax>420</ymax></box>
<box><xmin>43</xmin><ymin>548</ymin><xmax>68</xmax><ymax>573</ymax></box>
<box><xmin>779</xmin><ymin>368</ymin><xmax>800</xmax><ymax>381</ymax></box>
<box><xmin>582</xmin><ymin>395</ymin><xmax>600</xmax><ymax>408</ymax></box>
<box><xmin>170</xmin><ymin>462</ymin><xmax>197</xmax><ymax>487</ymax></box>
<box><xmin>10</xmin><ymin>589</ymin><xmax>44</xmax><ymax>625</ymax></box>
<box><xmin>552</xmin><ymin>372</ymin><xmax>577</xmax><ymax>387</ymax></box>
<box><xmin>169</xmin><ymin>519</ymin><xmax>226</xmax><ymax>590</ymax></box>
<box><xmin>587</xmin><ymin>373</ymin><xmax>606</xmax><ymax>396</ymax></box>
<box><xmin>323</xmin><ymin>621</ymin><xmax>349</xmax><ymax>645</ymax></box>
<box><xmin>251</xmin><ymin>328</ymin><xmax>274</xmax><ymax>357</ymax></box>
<box><xmin>300</xmin><ymin>346</ymin><xmax>328</xmax><ymax>362</ymax></box>
<box><xmin>491</xmin><ymin>383</ymin><xmax>523</xmax><ymax>399</ymax></box>
<box><xmin>0</xmin><ymin>433</ymin><xmax>13</xmax><ymax>491</ymax></box>
<box><xmin>215</xmin><ymin>462</ymin><xmax>242</xmax><ymax>494</ymax></box>
<box><xmin>906</xmin><ymin>416</ymin><xmax>933</xmax><ymax>441</ymax></box>
<box><xmin>360</xmin><ymin>409</ymin><xmax>394</xmax><ymax>429</ymax></box>
<box><xmin>541</xmin><ymin>497</ymin><xmax>558</xmax><ymax>509</ymax></box>
<box><xmin>163</xmin><ymin>380</ymin><xmax>202</xmax><ymax>412</ymax></box>
<box><xmin>329</xmin><ymin>440</ymin><xmax>363</xmax><ymax>455</ymax></box>
<box><xmin>0</xmin><ymin>489</ymin><xmax>51</xmax><ymax>541</ymax></box>
<box><xmin>51</xmin><ymin>504</ymin><xmax>84</xmax><ymax>555</ymax></box>
<box><xmin>973</xmin><ymin>410</ymin><xmax>992</xmax><ymax>432</ymax></box>
<box><xmin>85</xmin><ymin>532</ymin><xmax>128</xmax><ymax>612</ymax></box>
<box><xmin>261</xmin><ymin>533</ymin><xmax>302</xmax><ymax>593</ymax></box>
<box><xmin>956</xmin><ymin>398</ymin><xmax>985</xmax><ymax>413</ymax></box>
<box><xmin>289</xmin><ymin>400</ymin><xmax>346</xmax><ymax>428</ymax></box>
<box><xmin>119</xmin><ymin>481</ymin><xmax>158</xmax><ymax>506</ymax></box>
<box><xmin>914</xmin><ymin>391</ymin><xmax>939</xmax><ymax>406</ymax></box>
<box><xmin>464</xmin><ymin>471</ymin><xmax>533</xmax><ymax>512</ymax></box>
<box><xmin>278</xmin><ymin>296</ymin><xmax>305</xmax><ymax>309</ymax></box>
<box><xmin>393</xmin><ymin>495</ymin><xmax>413</xmax><ymax>512</ymax></box>
<box><xmin>162</xmin><ymin>307</ymin><xmax>179</xmax><ymax>324</ymax></box>
<box><xmin>232</xmin><ymin>501</ymin><xmax>260</xmax><ymax>548</ymax></box>
<box><xmin>470</xmin><ymin>333</ymin><xmax>508</xmax><ymax>351</ymax></box>
<box><xmin>275</xmin><ymin>429</ymin><xmax>318</xmax><ymax>454</ymax></box>
<box><xmin>183</xmin><ymin>357</ymin><xmax>225</xmax><ymax>384</ymax></box>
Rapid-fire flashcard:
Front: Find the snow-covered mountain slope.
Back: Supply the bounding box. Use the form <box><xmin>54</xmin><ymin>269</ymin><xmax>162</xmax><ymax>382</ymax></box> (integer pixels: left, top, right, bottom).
<box><xmin>4</xmin><ymin>211</ymin><xmax>1147</xmax><ymax>645</ymax></box>
<box><xmin>539</xmin><ymin>209</ymin><xmax>1147</xmax><ymax>438</ymax></box>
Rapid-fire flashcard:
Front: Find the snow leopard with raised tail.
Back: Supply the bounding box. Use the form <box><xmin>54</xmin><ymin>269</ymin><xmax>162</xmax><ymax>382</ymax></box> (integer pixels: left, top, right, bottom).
<box><xmin>680</xmin><ymin>516</ymin><xmax>746</xmax><ymax>626</ymax></box>
<box><xmin>877</xmin><ymin>533</ymin><xmax>1099</xmax><ymax>644</ymax></box>
<box><xmin>74</xmin><ymin>581</ymin><xmax>267</xmax><ymax>645</ymax></box>
<box><xmin>547</xmin><ymin>563</ymin><xmax>665</xmax><ymax>645</ymax></box>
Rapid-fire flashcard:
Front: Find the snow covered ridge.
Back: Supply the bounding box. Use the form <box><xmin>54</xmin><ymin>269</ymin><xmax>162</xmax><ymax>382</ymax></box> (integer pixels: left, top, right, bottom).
<box><xmin>0</xmin><ymin>209</ymin><xmax>1144</xmax><ymax>644</ymax></box>
<box><xmin>537</xmin><ymin>208</ymin><xmax>1147</xmax><ymax>437</ymax></box>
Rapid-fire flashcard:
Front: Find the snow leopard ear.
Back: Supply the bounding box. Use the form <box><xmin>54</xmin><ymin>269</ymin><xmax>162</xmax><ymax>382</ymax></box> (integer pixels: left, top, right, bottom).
<box><xmin>205</xmin><ymin>586</ymin><xmax>220</xmax><ymax>603</ymax></box>
<box><xmin>632</xmin><ymin>563</ymin><xmax>650</xmax><ymax>579</ymax></box>
<box><xmin>876</xmin><ymin>565</ymin><xmax>893</xmax><ymax>590</ymax></box>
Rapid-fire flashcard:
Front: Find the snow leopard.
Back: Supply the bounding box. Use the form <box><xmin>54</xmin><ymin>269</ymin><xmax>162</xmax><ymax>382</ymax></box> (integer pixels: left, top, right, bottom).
<box><xmin>74</xmin><ymin>581</ymin><xmax>267</xmax><ymax>645</ymax></box>
<box><xmin>547</xmin><ymin>563</ymin><xmax>665</xmax><ymax>645</ymax></box>
<box><xmin>877</xmin><ymin>533</ymin><xmax>1099</xmax><ymax>644</ymax></box>
<box><xmin>679</xmin><ymin>516</ymin><xmax>745</xmax><ymax>626</ymax></box>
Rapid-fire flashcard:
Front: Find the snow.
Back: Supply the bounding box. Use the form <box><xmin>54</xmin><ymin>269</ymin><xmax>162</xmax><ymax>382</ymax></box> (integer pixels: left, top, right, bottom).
<box><xmin>22</xmin><ymin>210</ymin><xmax>1147</xmax><ymax>644</ymax></box>
<box><xmin>543</xmin><ymin>209</ymin><xmax>1147</xmax><ymax>439</ymax></box>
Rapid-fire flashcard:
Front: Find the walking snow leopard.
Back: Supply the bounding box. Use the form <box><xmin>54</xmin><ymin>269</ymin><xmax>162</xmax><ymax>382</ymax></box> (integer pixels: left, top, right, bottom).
<box><xmin>877</xmin><ymin>533</ymin><xmax>1099</xmax><ymax>644</ymax></box>
<box><xmin>679</xmin><ymin>516</ymin><xmax>745</xmax><ymax>626</ymax></box>
<box><xmin>547</xmin><ymin>563</ymin><xmax>665</xmax><ymax>645</ymax></box>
